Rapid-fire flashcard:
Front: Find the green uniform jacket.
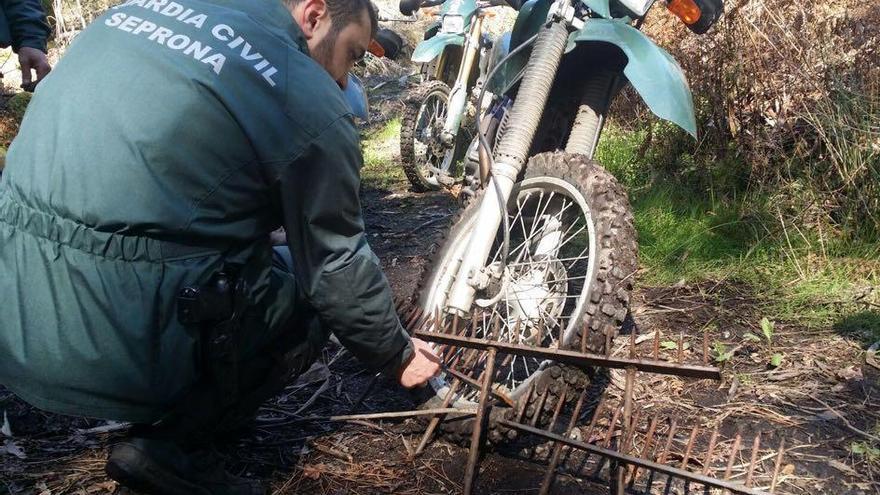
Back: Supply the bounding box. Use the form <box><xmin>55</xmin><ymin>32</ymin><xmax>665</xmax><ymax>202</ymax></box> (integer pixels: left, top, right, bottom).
<box><xmin>0</xmin><ymin>0</ymin><xmax>413</xmax><ymax>422</ymax></box>
<box><xmin>0</xmin><ymin>0</ymin><xmax>50</xmax><ymax>52</ymax></box>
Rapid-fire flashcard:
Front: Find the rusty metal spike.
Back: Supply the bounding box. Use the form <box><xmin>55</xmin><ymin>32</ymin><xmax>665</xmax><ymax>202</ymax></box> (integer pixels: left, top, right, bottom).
<box><xmin>538</xmin><ymin>390</ymin><xmax>588</xmax><ymax>495</ymax></box>
<box><xmin>605</xmin><ymin>330</ymin><xmax>613</xmax><ymax>357</ymax></box>
<box><xmin>702</xmin><ymin>427</ymin><xmax>720</xmax><ymax>475</ymax></box>
<box><xmin>770</xmin><ymin>438</ymin><xmax>786</xmax><ymax>493</ymax></box>
<box><xmin>629</xmin><ymin>329</ymin><xmax>637</xmax><ymax>359</ymax></box>
<box><xmin>463</xmin><ymin>348</ymin><xmax>497</xmax><ymax>495</ymax></box>
<box><xmin>703</xmin><ymin>326</ymin><xmax>710</xmax><ymax>365</ymax></box>
<box><xmin>622</xmin><ymin>408</ymin><xmax>642</xmax><ymax>454</ymax></box>
<box><xmin>515</xmin><ymin>382</ymin><xmax>535</xmax><ymax>424</ymax></box>
<box><xmin>653</xmin><ymin>330</ymin><xmax>660</xmax><ymax>359</ymax></box>
<box><xmin>677</xmin><ymin>332</ymin><xmax>685</xmax><ymax>363</ymax></box>
<box><xmin>413</xmin><ymin>379</ymin><xmax>463</xmax><ymax>457</ymax></box>
<box><xmin>511</xmin><ymin>318</ymin><xmax>521</xmax><ymax>343</ymax></box>
<box><xmin>681</xmin><ymin>427</ymin><xmax>699</xmax><ymax>470</ymax></box>
<box><xmin>470</xmin><ymin>310</ymin><xmax>479</xmax><ymax>336</ymax></box>
<box><xmin>622</xmin><ymin>368</ymin><xmax>636</xmax><ymax>427</ymax></box>
<box><xmin>492</xmin><ymin>313</ymin><xmax>502</xmax><ymax>341</ymax></box>
<box><xmin>548</xmin><ymin>388</ymin><xmax>568</xmax><ymax>432</ymax></box>
<box><xmin>536</xmin><ymin>319</ymin><xmax>544</xmax><ymax>347</ymax></box>
<box><xmin>451</xmin><ymin>314</ymin><xmax>461</xmax><ymax>335</ymax></box>
<box><xmin>629</xmin><ymin>415</ymin><xmax>660</xmax><ymax>483</ymax></box>
<box><xmin>405</xmin><ymin>307</ymin><xmax>424</xmax><ymax>330</ymax></box>
<box><xmin>500</xmin><ymin>353</ymin><xmax>514</xmax><ymax>369</ymax></box>
<box><xmin>724</xmin><ymin>433</ymin><xmax>742</xmax><ymax>480</ymax></box>
<box><xmin>603</xmin><ymin>407</ymin><xmax>622</xmax><ymax>448</ymax></box>
<box><xmin>530</xmin><ymin>387</ymin><xmax>550</xmax><ymax>428</ymax></box>
<box><xmin>586</xmin><ymin>394</ymin><xmax>609</xmax><ymax>438</ymax></box>
<box><xmin>658</xmin><ymin>419</ymin><xmax>678</xmax><ymax>464</ymax></box>
<box><xmin>580</xmin><ymin>322</ymin><xmax>590</xmax><ymax>354</ymax></box>
<box><xmin>745</xmin><ymin>433</ymin><xmax>761</xmax><ymax>487</ymax></box>
<box><xmin>434</xmin><ymin>306</ymin><xmax>442</xmax><ymax>333</ymax></box>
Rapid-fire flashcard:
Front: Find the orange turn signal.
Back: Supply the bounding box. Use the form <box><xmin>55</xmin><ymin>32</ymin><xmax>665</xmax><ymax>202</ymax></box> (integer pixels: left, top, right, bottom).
<box><xmin>368</xmin><ymin>39</ymin><xmax>385</xmax><ymax>58</ymax></box>
<box><xmin>667</xmin><ymin>0</ymin><xmax>702</xmax><ymax>25</ymax></box>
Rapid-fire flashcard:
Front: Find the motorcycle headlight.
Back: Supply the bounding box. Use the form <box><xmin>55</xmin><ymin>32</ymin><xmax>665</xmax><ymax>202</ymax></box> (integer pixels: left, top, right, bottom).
<box><xmin>617</xmin><ymin>0</ymin><xmax>654</xmax><ymax>16</ymax></box>
<box><xmin>441</xmin><ymin>14</ymin><xmax>465</xmax><ymax>33</ymax></box>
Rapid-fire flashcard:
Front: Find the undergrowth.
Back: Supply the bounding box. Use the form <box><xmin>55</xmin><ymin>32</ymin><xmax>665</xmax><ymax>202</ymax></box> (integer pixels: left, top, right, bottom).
<box><xmin>596</xmin><ymin>126</ymin><xmax>880</xmax><ymax>330</ymax></box>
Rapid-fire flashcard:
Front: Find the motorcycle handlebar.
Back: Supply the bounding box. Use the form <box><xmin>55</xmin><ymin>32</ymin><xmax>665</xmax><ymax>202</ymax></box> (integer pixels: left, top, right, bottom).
<box><xmin>400</xmin><ymin>0</ymin><xmax>522</xmax><ymax>16</ymax></box>
<box><xmin>399</xmin><ymin>0</ymin><xmax>443</xmax><ymax>15</ymax></box>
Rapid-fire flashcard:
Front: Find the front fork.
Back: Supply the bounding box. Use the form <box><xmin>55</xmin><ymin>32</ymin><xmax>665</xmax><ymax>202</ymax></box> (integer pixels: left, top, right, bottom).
<box><xmin>445</xmin><ymin>16</ymin><xmax>573</xmax><ymax>316</ymax></box>
<box><xmin>440</xmin><ymin>15</ymin><xmax>485</xmax><ymax>144</ymax></box>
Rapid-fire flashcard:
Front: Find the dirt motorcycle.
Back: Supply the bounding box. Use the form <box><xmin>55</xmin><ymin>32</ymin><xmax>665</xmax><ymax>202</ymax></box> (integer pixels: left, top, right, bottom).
<box><xmin>398</xmin><ymin>0</ymin><xmax>512</xmax><ymax>192</ymax></box>
<box><xmin>408</xmin><ymin>0</ymin><xmax>723</xmax><ymax>439</ymax></box>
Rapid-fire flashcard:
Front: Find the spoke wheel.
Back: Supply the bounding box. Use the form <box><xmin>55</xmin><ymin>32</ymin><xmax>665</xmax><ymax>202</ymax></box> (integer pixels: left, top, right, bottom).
<box><xmin>401</xmin><ymin>80</ymin><xmax>468</xmax><ymax>192</ymax></box>
<box><xmin>412</xmin><ymin>152</ymin><xmax>638</xmax><ymax>444</ymax></box>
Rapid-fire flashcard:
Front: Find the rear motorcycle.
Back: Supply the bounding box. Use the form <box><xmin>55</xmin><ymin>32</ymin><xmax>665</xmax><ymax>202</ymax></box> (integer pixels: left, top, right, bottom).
<box><xmin>410</xmin><ymin>0</ymin><xmax>723</xmax><ymax>440</ymax></box>
<box><xmin>398</xmin><ymin>0</ymin><xmax>512</xmax><ymax>191</ymax></box>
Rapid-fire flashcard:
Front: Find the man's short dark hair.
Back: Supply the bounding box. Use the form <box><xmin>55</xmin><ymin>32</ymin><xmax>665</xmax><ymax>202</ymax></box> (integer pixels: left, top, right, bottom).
<box><xmin>288</xmin><ymin>0</ymin><xmax>378</xmax><ymax>38</ymax></box>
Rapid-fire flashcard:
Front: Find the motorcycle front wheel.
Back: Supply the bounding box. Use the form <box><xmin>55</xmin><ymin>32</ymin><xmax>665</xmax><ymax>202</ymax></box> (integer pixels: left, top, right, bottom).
<box><xmin>413</xmin><ymin>152</ymin><xmax>638</xmax><ymax>443</ymax></box>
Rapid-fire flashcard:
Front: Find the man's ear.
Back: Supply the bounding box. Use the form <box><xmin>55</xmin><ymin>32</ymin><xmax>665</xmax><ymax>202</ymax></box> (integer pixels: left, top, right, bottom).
<box><xmin>294</xmin><ymin>0</ymin><xmax>329</xmax><ymax>40</ymax></box>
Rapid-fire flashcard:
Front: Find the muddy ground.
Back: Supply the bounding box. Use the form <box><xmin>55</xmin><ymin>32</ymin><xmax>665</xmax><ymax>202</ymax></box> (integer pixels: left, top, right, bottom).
<box><xmin>1</xmin><ymin>71</ymin><xmax>879</xmax><ymax>495</ymax></box>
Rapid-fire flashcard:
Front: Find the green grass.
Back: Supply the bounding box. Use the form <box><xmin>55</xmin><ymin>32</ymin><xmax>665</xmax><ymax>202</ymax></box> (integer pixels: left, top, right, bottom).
<box><xmin>595</xmin><ymin>126</ymin><xmax>880</xmax><ymax>329</ymax></box>
<box><xmin>361</xmin><ymin>118</ymin><xmax>408</xmax><ymax>191</ymax></box>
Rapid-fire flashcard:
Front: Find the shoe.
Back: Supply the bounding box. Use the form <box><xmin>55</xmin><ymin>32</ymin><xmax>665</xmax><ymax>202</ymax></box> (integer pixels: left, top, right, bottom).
<box><xmin>105</xmin><ymin>436</ymin><xmax>266</xmax><ymax>495</ymax></box>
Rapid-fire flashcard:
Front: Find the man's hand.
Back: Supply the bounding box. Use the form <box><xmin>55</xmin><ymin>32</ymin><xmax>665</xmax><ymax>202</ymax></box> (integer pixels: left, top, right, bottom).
<box><xmin>398</xmin><ymin>338</ymin><xmax>441</xmax><ymax>388</ymax></box>
<box><xmin>18</xmin><ymin>47</ymin><xmax>51</xmax><ymax>90</ymax></box>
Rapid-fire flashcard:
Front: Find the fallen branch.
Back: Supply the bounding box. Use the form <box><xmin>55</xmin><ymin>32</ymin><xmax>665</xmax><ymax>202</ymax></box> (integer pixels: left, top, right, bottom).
<box><xmin>810</xmin><ymin>396</ymin><xmax>880</xmax><ymax>443</ymax></box>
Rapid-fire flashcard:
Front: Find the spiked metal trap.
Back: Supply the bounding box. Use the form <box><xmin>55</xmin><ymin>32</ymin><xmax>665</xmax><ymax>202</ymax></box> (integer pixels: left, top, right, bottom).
<box><xmin>392</xmin><ymin>301</ymin><xmax>783</xmax><ymax>494</ymax></box>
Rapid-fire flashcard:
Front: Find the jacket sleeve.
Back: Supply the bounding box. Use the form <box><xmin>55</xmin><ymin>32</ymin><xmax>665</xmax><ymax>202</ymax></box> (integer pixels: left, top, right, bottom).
<box><xmin>276</xmin><ymin>116</ymin><xmax>414</xmax><ymax>375</ymax></box>
<box><xmin>4</xmin><ymin>0</ymin><xmax>51</xmax><ymax>53</ymax></box>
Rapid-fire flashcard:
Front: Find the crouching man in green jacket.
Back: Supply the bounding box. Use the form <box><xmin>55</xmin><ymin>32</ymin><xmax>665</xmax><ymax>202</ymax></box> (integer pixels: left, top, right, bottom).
<box><xmin>0</xmin><ymin>0</ymin><xmax>440</xmax><ymax>493</ymax></box>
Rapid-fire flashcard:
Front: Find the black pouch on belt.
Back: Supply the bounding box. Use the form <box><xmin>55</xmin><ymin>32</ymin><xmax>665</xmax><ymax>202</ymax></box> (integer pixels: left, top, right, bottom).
<box><xmin>177</xmin><ymin>265</ymin><xmax>248</xmax><ymax>406</ymax></box>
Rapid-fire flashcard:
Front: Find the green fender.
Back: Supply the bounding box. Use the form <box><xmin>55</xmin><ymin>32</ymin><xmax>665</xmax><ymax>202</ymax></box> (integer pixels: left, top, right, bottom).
<box><xmin>411</xmin><ymin>0</ymin><xmax>478</xmax><ymax>63</ymax></box>
<box><xmin>569</xmin><ymin>18</ymin><xmax>697</xmax><ymax>137</ymax></box>
<box><xmin>412</xmin><ymin>32</ymin><xmax>465</xmax><ymax>63</ymax></box>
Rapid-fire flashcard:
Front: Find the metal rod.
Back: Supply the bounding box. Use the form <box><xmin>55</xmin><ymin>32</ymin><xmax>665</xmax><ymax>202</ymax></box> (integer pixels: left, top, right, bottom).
<box><xmin>677</xmin><ymin>332</ymin><xmax>685</xmax><ymax>363</ymax></box>
<box><xmin>538</xmin><ymin>391</ymin><xmax>587</xmax><ymax>495</ymax></box>
<box><xmin>703</xmin><ymin>326</ymin><xmax>709</xmax><ymax>365</ymax></box>
<box><xmin>653</xmin><ymin>330</ymin><xmax>660</xmax><ymax>359</ymax></box>
<box><xmin>499</xmin><ymin>420</ymin><xmax>772</xmax><ymax>495</ymax></box>
<box><xmin>581</xmin><ymin>323</ymin><xmax>590</xmax><ymax>353</ymax></box>
<box><xmin>515</xmin><ymin>382</ymin><xmax>535</xmax><ymax>424</ymax></box>
<box><xmin>295</xmin><ymin>408</ymin><xmax>477</xmax><ymax>423</ymax></box>
<box><xmin>630</xmin><ymin>415</ymin><xmax>660</xmax><ymax>483</ymax></box>
<box><xmin>605</xmin><ymin>330</ymin><xmax>612</xmax><ymax>357</ymax></box>
<box><xmin>681</xmin><ymin>427</ymin><xmax>699</xmax><ymax>469</ymax></box>
<box><xmin>452</xmin><ymin>314</ymin><xmax>461</xmax><ymax>335</ymax></box>
<box><xmin>604</xmin><ymin>407</ymin><xmax>622</xmax><ymax>448</ymax></box>
<box><xmin>413</xmin><ymin>380</ymin><xmax>463</xmax><ymax>457</ymax></box>
<box><xmin>463</xmin><ymin>348</ymin><xmax>497</xmax><ymax>495</ymax></box>
<box><xmin>630</xmin><ymin>330</ymin><xmax>637</xmax><ymax>359</ymax></box>
<box><xmin>586</xmin><ymin>394</ymin><xmax>608</xmax><ymax>438</ymax></box>
<box><xmin>530</xmin><ymin>387</ymin><xmax>550</xmax><ymax>428</ymax></box>
<box><xmin>745</xmin><ymin>433</ymin><xmax>761</xmax><ymax>487</ymax></box>
<box><xmin>548</xmin><ymin>388</ymin><xmax>568</xmax><ymax>431</ymax></box>
<box><xmin>769</xmin><ymin>438</ymin><xmax>785</xmax><ymax>493</ymax></box>
<box><xmin>724</xmin><ymin>434</ymin><xmax>743</xmax><ymax>481</ymax></box>
<box><xmin>413</xmin><ymin>331</ymin><xmax>722</xmax><ymax>379</ymax></box>
<box><xmin>703</xmin><ymin>427</ymin><xmax>720</xmax><ymax>475</ymax></box>
<box><xmin>658</xmin><ymin>419</ymin><xmax>678</xmax><ymax>464</ymax></box>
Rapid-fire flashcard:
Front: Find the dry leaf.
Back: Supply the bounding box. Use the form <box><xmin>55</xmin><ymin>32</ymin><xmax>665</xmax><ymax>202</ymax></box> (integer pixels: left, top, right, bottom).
<box><xmin>781</xmin><ymin>463</ymin><xmax>795</xmax><ymax>475</ymax></box>
<box><xmin>302</xmin><ymin>463</ymin><xmax>324</xmax><ymax>480</ymax></box>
